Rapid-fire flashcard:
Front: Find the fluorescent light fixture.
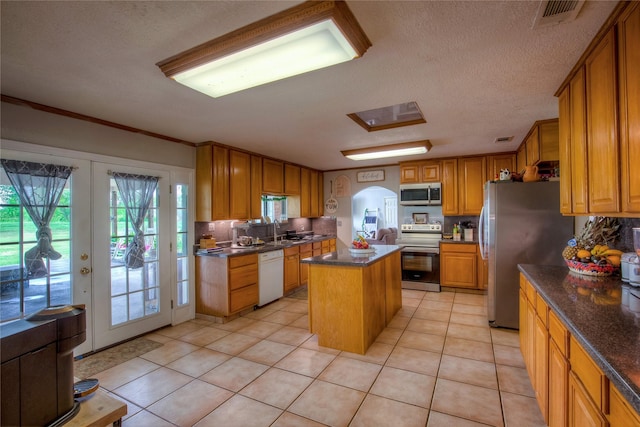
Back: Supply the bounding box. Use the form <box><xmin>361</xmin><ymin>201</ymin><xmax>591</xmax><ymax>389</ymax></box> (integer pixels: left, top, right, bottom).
<box><xmin>156</xmin><ymin>1</ymin><xmax>371</xmax><ymax>98</ymax></box>
<box><xmin>341</xmin><ymin>140</ymin><xmax>432</xmax><ymax>161</ymax></box>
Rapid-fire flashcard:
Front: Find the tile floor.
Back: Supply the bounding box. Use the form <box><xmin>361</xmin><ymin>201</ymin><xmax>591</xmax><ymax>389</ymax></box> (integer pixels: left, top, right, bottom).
<box><xmin>88</xmin><ymin>289</ymin><xmax>546</xmax><ymax>427</ymax></box>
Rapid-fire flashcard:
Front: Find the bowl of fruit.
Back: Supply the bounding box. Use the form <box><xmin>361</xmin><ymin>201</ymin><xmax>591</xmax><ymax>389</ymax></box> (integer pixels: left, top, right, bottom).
<box><xmin>350</xmin><ymin>235</ymin><xmax>375</xmax><ymax>255</ymax></box>
<box><xmin>561</xmin><ymin>217</ymin><xmax>622</xmax><ymax>277</ymax></box>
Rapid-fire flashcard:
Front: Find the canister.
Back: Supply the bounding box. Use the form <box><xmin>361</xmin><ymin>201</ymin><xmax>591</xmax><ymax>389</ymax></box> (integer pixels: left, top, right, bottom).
<box><xmin>621</xmin><ymin>253</ymin><xmax>636</xmax><ymax>283</ymax></box>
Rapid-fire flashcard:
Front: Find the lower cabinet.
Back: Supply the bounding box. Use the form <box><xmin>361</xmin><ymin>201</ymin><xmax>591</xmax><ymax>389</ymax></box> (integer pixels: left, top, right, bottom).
<box><xmin>520</xmin><ymin>272</ymin><xmax>640</xmax><ymax>427</ymax></box>
<box><xmin>196</xmin><ymin>253</ymin><xmax>258</xmax><ymax>317</ymax></box>
<box><xmin>440</xmin><ymin>242</ymin><xmax>481</xmax><ymax>289</ymax></box>
<box><xmin>284</xmin><ymin>246</ymin><xmax>300</xmax><ymax>294</ymax></box>
<box><xmin>299</xmin><ymin>243</ymin><xmax>312</xmax><ymax>285</ymax></box>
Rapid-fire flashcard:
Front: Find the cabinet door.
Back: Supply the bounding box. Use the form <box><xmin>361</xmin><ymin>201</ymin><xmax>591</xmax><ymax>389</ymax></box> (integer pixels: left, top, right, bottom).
<box><xmin>440</xmin><ymin>251</ymin><xmax>477</xmax><ymax>288</ymax></box>
<box><xmin>263</xmin><ymin>158</ymin><xmax>284</xmax><ymax>194</ymax></box>
<box><xmin>329</xmin><ymin>238</ymin><xmax>336</xmax><ymax>252</ymax></box>
<box><xmin>516</xmin><ymin>143</ymin><xmax>527</xmax><ymax>174</ymax></box>
<box><xmin>534</xmin><ymin>314</ymin><xmax>549</xmax><ymax>423</ymax></box>
<box><xmin>212</xmin><ymin>145</ymin><xmax>230</xmax><ymax>220</ymax></box>
<box><xmin>619</xmin><ymin>2</ymin><xmax>640</xmax><ymax>213</ymax></box>
<box><xmin>549</xmin><ymin>339</ymin><xmax>569</xmax><ymax>427</ymax></box>
<box><xmin>458</xmin><ymin>156</ymin><xmax>486</xmax><ymax>215</ymax></box>
<box><xmin>284</xmin><ymin>164</ymin><xmax>301</xmax><ymax>195</ymax></box>
<box><xmin>229</xmin><ymin>150</ymin><xmax>251</xmax><ymax>219</ymax></box>
<box><xmin>486</xmin><ymin>154</ymin><xmax>515</xmax><ymax>182</ymax></box>
<box><xmin>610</xmin><ymin>382</ymin><xmax>640</xmax><ymax>427</ymax></box>
<box><xmin>442</xmin><ymin>159</ymin><xmax>459</xmax><ymax>215</ymax></box>
<box><xmin>526</xmin><ymin>126</ymin><xmax>540</xmax><ymax>166</ymax></box>
<box><xmin>195</xmin><ymin>145</ymin><xmax>213</xmax><ymax>221</ymax></box>
<box><xmin>400</xmin><ymin>164</ymin><xmax>420</xmax><ymax>183</ymax></box>
<box><xmin>421</xmin><ymin>161</ymin><xmax>441</xmax><ymax>182</ymax></box>
<box><xmin>568</xmin><ymin>373</ymin><xmax>607</xmax><ymax>427</ymax></box>
<box><xmin>310</xmin><ymin>170</ymin><xmax>319</xmax><ymax>217</ymax></box>
<box><xmin>539</xmin><ymin>120</ymin><xmax>559</xmax><ymax>162</ymax></box>
<box><xmin>284</xmin><ymin>252</ymin><xmax>300</xmax><ymax>293</ymax></box>
<box><xmin>558</xmin><ymin>85</ymin><xmax>573</xmax><ymax>214</ymax></box>
<box><xmin>586</xmin><ymin>28</ymin><xmax>619</xmax><ymax>213</ymax></box>
<box><xmin>519</xmin><ymin>289</ymin><xmax>528</xmax><ymax>354</ymax></box>
<box><xmin>251</xmin><ymin>155</ymin><xmax>263</xmax><ymax>219</ymax></box>
<box><xmin>300</xmin><ymin>168</ymin><xmax>311</xmax><ymax>217</ymax></box>
<box><xmin>570</xmin><ymin>68</ymin><xmax>589</xmax><ymax>214</ymax></box>
<box><xmin>525</xmin><ymin>299</ymin><xmax>536</xmax><ymax>380</ymax></box>
<box><xmin>299</xmin><ymin>243</ymin><xmax>312</xmax><ymax>284</ymax></box>
<box><xmin>317</xmin><ymin>172</ymin><xmax>324</xmax><ymax>216</ymax></box>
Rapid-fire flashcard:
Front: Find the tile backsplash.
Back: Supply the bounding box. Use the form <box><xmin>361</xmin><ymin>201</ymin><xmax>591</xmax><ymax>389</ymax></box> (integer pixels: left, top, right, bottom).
<box><xmin>616</xmin><ymin>217</ymin><xmax>640</xmax><ymax>253</ymax></box>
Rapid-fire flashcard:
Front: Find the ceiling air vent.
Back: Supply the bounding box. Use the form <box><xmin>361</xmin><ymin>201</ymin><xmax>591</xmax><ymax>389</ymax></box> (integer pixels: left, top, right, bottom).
<box><xmin>532</xmin><ymin>0</ymin><xmax>585</xmax><ymax>28</ymax></box>
<box><xmin>494</xmin><ymin>136</ymin><xmax>514</xmax><ymax>144</ymax></box>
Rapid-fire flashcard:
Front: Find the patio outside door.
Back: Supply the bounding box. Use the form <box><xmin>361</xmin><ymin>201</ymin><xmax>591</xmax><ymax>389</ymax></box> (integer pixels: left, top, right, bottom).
<box><xmin>92</xmin><ymin>162</ymin><xmax>172</xmax><ymax>350</ymax></box>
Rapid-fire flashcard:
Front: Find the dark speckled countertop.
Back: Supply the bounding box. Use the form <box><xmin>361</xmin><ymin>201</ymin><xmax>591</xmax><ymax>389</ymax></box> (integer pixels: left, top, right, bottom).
<box><xmin>518</xmin><ymin>264</ymin><xmax>640</xmax><ymax>413</ymax></box>
<box><xmin>300</xmin><ymin>244</ymin><xmax>400</xmax><ymax>267</ymax></box>
<box><xmin>195</xmin><ymin>235</ymin><xmax>336</xmax><ymax>257</ymax></box>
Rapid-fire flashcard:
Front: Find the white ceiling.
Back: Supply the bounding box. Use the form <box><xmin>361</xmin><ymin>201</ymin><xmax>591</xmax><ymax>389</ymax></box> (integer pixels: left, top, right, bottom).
<box><xmin>0</xmin><ymin>1</ymin><xmax>616</xmax><ymax>171</ymax></box>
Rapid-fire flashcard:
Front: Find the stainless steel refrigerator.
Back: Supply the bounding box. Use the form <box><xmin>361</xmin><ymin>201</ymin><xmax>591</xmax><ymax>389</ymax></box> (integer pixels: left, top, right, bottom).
<box><xmin>479</xmin><ymin>181</ymin><xmax>573</xmax><ymax>329</ymax></box>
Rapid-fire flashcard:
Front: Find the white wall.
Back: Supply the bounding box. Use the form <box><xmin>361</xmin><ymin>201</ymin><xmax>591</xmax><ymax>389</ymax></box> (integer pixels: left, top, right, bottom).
<box><xmin>322</xmin><ymin>166</ymin><xmax>400</xmax><ymax>249</ymax></box>
<box><xmin>1</xmin><ymin>102</ymin><xmax>195</xmax><ymax>168</ymax></box>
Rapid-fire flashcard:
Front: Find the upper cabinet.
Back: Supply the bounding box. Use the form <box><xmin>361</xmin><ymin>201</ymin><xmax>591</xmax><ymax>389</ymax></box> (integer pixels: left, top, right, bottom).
<box><xmin>618</xmin><ymin>2</ymin><xmax>640</xmax><ymax>213</ymax></box>
<box><xmin>442</xmin><ymin>159</ymin><xmax>459</xmax><ymax>216</ymax></box>
<box><xmin>399</xmin><ymin>160</ymin><xmax>441</xmax><ymax>183</ymax></box>
<box><xmin>486</xmin><ymin>153</ymin><xmax>516</xmax><ymax>182</ymax></box>
<box><xmin>518</xmin><ymin>119</ymin><xmax>559</xmax><ymax>169</ymax></box>
<box><xmin>263</xmin><ymin>158</ymin><xmax>284</xmax><ymax>194</ymax></box>
<box><xmin>229</xmin><ymin>150</ymin><xmax>251</xmax><ymax>219</ymax></box>
<box><xmin>284</xmin><ymin>164</ymin><xmax>301</xmax><ymax>195</ymax></box>
<box><xmin>250</xmin><ymin>155</ymin><xmax>263</xmax><ymax>219</ymax></box>
<box><xmin>212</xmin><ymin>145</ymin><xmax>230</xmax><ymax>220</ymax></box>
<box><xmin>458</xmin><ymin>156</ymin><xmax>486</xmax><ymax>215</ymax></box>
<box><xmin>557</xmin><ymin>1</ymin><xmax>638</xmax><ymax>216</ymax></box>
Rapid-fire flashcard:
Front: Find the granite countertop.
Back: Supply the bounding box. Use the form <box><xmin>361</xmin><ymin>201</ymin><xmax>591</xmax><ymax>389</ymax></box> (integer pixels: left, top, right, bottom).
<box><xmin>518</xmin><ymin>264</ymin><xmax>640</xmax><ymax>413</ymax></box>
<box><xmin>440</xmin><ymin>239</ymin><xmax>479</xmax><ymax>244</ymax></box>
<box><xmin>300</xmin><ymin>244</ymin><xmax>401</xmax><ymax>267</ymax></box>
<box><xmin>196</xmin><ymin>235</ymin><xmax>335</xmax><ymax>257</ymax></box>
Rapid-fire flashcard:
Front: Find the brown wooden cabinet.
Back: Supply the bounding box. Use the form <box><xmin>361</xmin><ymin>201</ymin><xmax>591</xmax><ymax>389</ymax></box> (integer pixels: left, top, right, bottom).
<box><xmin>549</xmin><ymin>338</ymin><xmax>569</xmax><ymax>427</ymax></box>
<box><xmin>298</xmin><ymin>242</ymin><xmax>312</xmax><ymax>285</ymax></box>
<box><xmin>440</xmin><ymin>242</ymin><xmax>478</xmax><ymax>289</ymax></box>
<box><xmin>516</xmin><ymin>143</ymin><xmax>527</xmax><ymax>174</ymax></box>
<box><xmin>610</xmin><ymin>383</ymin><xmax>640</xmax><ymax>427</ymax></box>
<box><xmin>557</xmin><ymin>1</ymin><xmax>638</xmax><ymax>216</ymax></box>
<box><xmin>568</xmin><ymin>372</ymin><xmax>608</xmax><ymax>427</ymax></box>
<box><xmin>263</xmin><ymin>158</ymin><xmax>284</xmax><ymax>194</ymax></box>
<box><xmin>586</xmin><ymin>28</ymin><xmax>619</xmax><ymax>213</ymax></box>
<box><xmin>618</xmin><ymin>2</ymin><xmax>640</xmax><ymax>214</ymax></box>
<box><xmin>399</xmin><ymin>160</ymin><xmax>441</xmax><ymax>183</ymax></box>
<box><xmin>212</xmin><ymin>146</ymin><xmax>230</xmax><ymax>220</ymax></box>
<box><xmin>284</xmin><ymin>164</ymin><xmax>301</xmax><ymax>195</ymax></box>
<box><xmin>283</xmin><ymin>246</ymin><xmax>300</xmax><ymax>294</ymax></box>
<box><xmin>196</xmin><ymin>253</ymin><xmax>258</xmax><ymax>317</ymax></box>
<box><xmin>250</xmin><ymin>155</ymin><xmax>263</xmax><ymax>219</ymax></box>
<box><xmin>534</xmin><ymin>299</ymin><xmax>549</xmax><ymax>423</ymax></box>
<box><xmin>519</xmin><ymin>119</ymin><xmax>559</xmax><ymax>169</ymax></box>
<box><xmin>310</xmin><ymin>169</ymin><xmax>319</xmax><ymax>217</ymax></box>
<box><xmin>229</xmin><ymin>150</ymin><xmax>251</xmax><ymax>219</ymax></box>
<box><xmin>526</xmin><ymin>125</ymin><xmax>541</xmax><ymax>166</ymax></box>
<box><xmin>458</xmin><ymin>156</ymin><xmax>486</xmax><ymax>215</ymax></box>
<box><xmin>442</xmin><ymin>159</ymin><xmax>459</xmax><ymax>216</ymax></box>
<box><xmin>486</xmin><ymin>153</ymin><xmax>516</xmax><ymax>182</ymax></box>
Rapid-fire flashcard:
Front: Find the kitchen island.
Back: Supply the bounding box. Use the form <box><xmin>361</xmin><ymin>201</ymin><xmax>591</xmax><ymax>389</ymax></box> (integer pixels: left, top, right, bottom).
<box><xmin>301</xmin><ymin>245</ymin><xmax>402</xmax><ymax>354</ymax></box>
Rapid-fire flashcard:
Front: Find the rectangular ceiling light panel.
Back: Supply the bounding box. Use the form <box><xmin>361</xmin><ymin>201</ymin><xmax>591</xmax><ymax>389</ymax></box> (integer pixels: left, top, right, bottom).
<box><xmin>341</xmin><ymin>140</ymin><xmax>432</xmax><ymax>161</ymax></box>
<box><xmin>157</xmin><ymin>1</ymin><xmax>371</xmax><ymax>98</ymax></box>
<box><xmin>175</xmin><ymin>20</ymin><xmax>357</xmax><ymax>98</ymax></box>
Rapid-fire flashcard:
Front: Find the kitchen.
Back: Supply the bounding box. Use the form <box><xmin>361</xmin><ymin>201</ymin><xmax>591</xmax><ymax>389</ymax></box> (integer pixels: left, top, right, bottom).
<box><xmin>1</xmin><ymin>1</ymin><xmax>639</xmax><ymax>426</ymax></box>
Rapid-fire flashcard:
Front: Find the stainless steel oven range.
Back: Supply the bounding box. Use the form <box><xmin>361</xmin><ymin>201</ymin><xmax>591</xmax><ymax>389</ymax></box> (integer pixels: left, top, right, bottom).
<box><xmin>396</xmin><ymin>223</ymin><xmax>442</xmax><ymax>292</ymax></box>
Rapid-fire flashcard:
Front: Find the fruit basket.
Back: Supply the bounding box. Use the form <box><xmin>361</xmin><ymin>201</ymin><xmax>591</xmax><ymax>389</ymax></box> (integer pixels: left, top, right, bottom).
<box><xmin>564</xmin><ymin>259</ymin><xmax>618</xmax><ymax>277</ymax></box>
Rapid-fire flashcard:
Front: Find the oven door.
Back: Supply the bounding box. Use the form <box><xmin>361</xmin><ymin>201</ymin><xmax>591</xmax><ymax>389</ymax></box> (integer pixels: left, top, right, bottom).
<box><xmin>401</xmin><ymin>247</ymin><xmax>440</xmax><ymax>284</ymax></box>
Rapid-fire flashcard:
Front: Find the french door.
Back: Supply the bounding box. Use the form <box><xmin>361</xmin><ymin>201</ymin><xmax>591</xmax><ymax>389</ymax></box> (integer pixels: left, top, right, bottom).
<box><xmin>1</xmin><ymin>141</ymin><xmax>194</xmax><ymax>354</ymax></box>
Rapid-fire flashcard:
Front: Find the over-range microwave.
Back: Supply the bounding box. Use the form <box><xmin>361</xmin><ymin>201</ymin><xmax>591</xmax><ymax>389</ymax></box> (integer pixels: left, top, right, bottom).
<box><xmin>399</xmin><ymin>182</ymin><xmax>442</xmax><ymax>206</ymax></box>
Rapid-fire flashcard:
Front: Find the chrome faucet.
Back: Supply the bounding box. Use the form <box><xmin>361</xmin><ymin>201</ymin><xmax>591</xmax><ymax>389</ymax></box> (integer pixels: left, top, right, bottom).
<box><xmin>273</xmin><ymin>220</ymin><xmax>280</xmax><ymax>244</ymax></box>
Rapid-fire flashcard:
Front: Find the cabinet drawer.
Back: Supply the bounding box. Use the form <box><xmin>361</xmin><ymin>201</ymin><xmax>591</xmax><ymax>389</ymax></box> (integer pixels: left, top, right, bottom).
<box><xmin>535</xmin><ymin>293</ymin><xmax>548</xmax><ymax>326</ymax></box>
<box><xmin>229</xmin><ymin>264</ymin><xmax>258</xmax><ymax>290</ymax></box>
<box><xmin>526</xmin><ymin>280</ymin><xmax>537</xmax><ymax>304</ymax></box>
<box><xmin>284</xmin><ymin>246</ymin><xmax>299</xmax><ymax>256</ymax></box>
<box><xmin>321</xmin><ymin>240</ymin><xmax>330</xmax><ymax>250</ymax></box>
<box><xmin>229</xmin><ymin>254</ymin><xmax>258</xmax><ymax>269</ymax></box>
<box><xmin>548</xmin><ymin>309</ymin><xmax>569</xmax><ymax>357</ymax></box>
<box><xmin>441</xmin><ymin>242</ymin><xmax>476</xmax><ymax>253</ymax></box>
<box><xmin>230</xmin><ymin>284</ymin><xmax>258</xmax><ymax>313</ymax></box>
<box><xmin>312</xmin><ymin>241</ymin><xmax>322</xmax><ymax>250</ymax></box>
<box><xmin>570</xmin><ymin>336</ymin><xmax>608</xmax><ymax>412</ymax></box>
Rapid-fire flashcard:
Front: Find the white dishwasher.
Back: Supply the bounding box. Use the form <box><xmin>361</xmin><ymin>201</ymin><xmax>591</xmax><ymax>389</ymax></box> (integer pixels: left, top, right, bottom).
<box><xmin>258</xmin><ymin>249</ymin><xmax>284</xmax><ymax>306</ymax></box>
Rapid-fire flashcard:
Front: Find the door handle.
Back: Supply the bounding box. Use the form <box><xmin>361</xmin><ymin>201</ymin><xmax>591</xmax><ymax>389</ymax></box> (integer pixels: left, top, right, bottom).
<box><xmin>80</xmin><ymin>267</ymin><xmax>92</xmax><ymax>275</ymax></box>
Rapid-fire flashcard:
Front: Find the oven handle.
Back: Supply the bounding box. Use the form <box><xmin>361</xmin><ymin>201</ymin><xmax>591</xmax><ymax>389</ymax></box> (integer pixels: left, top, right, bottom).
<box><xmin>401</xmin><ymin>247</ymin><xmax>440</xmax><ymax>254</ymax></box>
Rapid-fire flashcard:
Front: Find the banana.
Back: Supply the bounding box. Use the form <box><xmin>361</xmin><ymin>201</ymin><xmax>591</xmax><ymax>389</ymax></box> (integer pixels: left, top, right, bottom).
<box><xmin>591</xmin><ymin>245</ymin><xmax>602</xmax><ymax>256</ymax></box>
<box><xmin>601</xmin><ymin>249</ymin><xmax>623</xmax><ymax>257</ymax></box>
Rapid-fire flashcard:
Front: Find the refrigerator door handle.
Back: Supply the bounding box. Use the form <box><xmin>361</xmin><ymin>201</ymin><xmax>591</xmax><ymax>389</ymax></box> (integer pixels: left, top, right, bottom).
<box><xmin>478</xmin><ymin>205</ymin><xmax>486</xmax><ymax>260</ymax></box>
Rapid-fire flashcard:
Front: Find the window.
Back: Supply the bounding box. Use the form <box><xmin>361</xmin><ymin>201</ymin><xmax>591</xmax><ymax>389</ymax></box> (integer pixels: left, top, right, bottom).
<box><xmin>261</xmin><ymin>195</ymin><xmax>287</xmax><ymax>222</ymax></box>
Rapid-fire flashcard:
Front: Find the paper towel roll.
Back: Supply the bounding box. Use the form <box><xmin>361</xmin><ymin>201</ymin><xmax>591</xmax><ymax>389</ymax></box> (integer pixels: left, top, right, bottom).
<box><xmin>464</xmin><ymin>229</ymin><xmax>473</xmax><ymax>241</ymax></box>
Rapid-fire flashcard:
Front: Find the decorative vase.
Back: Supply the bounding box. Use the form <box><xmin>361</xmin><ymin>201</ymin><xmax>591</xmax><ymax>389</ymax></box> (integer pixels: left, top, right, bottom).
<box><xmin>523</xmin><ymin>165</ymin><xmax>540</xmax><ymax>182</ymax></box>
